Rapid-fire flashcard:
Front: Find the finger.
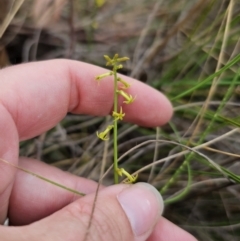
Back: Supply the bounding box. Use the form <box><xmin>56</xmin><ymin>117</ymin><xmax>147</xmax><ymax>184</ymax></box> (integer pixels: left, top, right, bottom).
<box><xmin>0</xmin><ymin>59</ymin><xmax>173</xmax><ymax>141</ymax></box>
<box><xmin>0</xmin><ymin>105</ymin><xmax>18</xmax><ymax>223</ymax></box>
<box><xmin>3</xmin><ymin>183</ymin><xmax>164</xmax><ymax>241</ymax></box>
<box><xmin>147</xmin><ymin>217</ymin><xmax>198</xmax><ymax>241</ymax></box>
<box><xmin>9</xmin><ymin>157</ymin><xmax>103</xmax><ymax>226</ymax></box>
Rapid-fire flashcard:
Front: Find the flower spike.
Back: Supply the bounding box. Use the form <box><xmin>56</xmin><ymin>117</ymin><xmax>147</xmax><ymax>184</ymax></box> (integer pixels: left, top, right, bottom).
<box><xmin>96</xmin><ymin>125</ymin><xmax>114</xmax><ymax>141</ymax></box>
<box><xmin>96</xmin><ymin>54</ymin><xmax>135</xmax><ymax>184</ymax></box>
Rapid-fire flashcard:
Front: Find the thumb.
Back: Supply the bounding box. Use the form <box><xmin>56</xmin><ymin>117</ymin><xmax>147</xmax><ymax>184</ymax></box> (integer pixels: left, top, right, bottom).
<box><xmin>3</xmin><ymin>183</ymin><xmax>164</xmax><ymax>241</ymax></box>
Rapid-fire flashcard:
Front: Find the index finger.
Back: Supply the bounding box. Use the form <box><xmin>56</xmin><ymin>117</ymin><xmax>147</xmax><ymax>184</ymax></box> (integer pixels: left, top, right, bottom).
<box><xmin>0</xmin><ymin>59</ymin><xmax>172</xmax><ymax>140</ymax></box>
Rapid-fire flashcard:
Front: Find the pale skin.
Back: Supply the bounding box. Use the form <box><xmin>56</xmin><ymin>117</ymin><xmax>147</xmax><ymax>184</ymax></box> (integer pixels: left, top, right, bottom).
<box><xmin>0</xmin><ymin>60</ymin><xmax>197</xmax><ymax>241</ymax></box>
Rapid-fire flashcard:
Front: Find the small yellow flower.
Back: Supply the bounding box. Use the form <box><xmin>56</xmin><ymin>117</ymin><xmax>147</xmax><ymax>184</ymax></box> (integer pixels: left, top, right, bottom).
<box><xmin>112</xmin><ymin>107</ymin><xmax>125</xmax><ymax>121</ymax></box>
<box><xmin>96</xmin><ymin>71</ymin><xmax>113</xmax><ymax>81</ymax></box>
<box><xmin>117</xmin><ymin>77</ymin><xmax>131</xmax><ymax>89</ymax></box>
<box><xmin>103</xmin><ymin>54</ymin><xmax>129</xmax><ymax>66</ymax></box>
<box><xmin>117</xmin><ymin>168</ymin><xmax>138</xmax><ymax>183</ymax></box>
<box><xmin>116</xmin><ymin>90</ymin><xmax>136</xmax><ymax>104</ymax></box>
<box><xmin>117</xmin><ymin>64</ymin><xmax>123</xmax><ymax>69</ymax></box>
<box><xmin>116</xmin><ymin>57</ymin><xmax>130</xmax><ymax>62</ymax></box>
<box><xmin>103</xmin><ymin>55</ymin><xmax>113</xmax><ymax>66</ymax></box>
<box><xmin>95</xmin><ymin>0</ymin><xmax>106</xmax><ymax>8</ymax></box>
<box><xmin>96</xmin><ymin>125</ymin><xmax>114</xmax><ymax>141</ymax></box>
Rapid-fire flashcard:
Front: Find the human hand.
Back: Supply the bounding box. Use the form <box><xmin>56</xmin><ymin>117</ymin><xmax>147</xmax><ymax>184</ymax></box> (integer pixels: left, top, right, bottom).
<box><xmin>0</xmin><ymin>60</ymin><xmax>197</xmax><ymax>240</ymax></box>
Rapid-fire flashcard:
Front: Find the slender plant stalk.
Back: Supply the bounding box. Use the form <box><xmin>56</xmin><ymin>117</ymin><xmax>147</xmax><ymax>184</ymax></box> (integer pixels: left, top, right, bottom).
<box><xmin>113</xmin><ymin>66</ymin><xmax>119</xmax><ymax>184</ymax></box>
<box><xmin>0</xmin><ymin>158</ymin><xmax>85</xmax><ymax>196</ymax></box>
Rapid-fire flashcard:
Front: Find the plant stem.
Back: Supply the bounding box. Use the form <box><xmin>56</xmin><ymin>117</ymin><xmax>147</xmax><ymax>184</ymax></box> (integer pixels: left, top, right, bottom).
<box><xmin>113</xmin><ymin>66</ymin><xmax>119</xmax><ymax>184</ymax></box>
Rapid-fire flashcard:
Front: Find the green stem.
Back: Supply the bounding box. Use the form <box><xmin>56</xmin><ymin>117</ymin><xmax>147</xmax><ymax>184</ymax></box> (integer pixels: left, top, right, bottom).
<box><xmin>113</xmin><ymin>65</ymin><xmax>119</xmax><ymax>184</ymax></box>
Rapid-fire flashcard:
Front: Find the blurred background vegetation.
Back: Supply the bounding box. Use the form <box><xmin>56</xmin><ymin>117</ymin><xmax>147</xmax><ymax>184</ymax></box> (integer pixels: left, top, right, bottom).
<box><xmin>1</xmin><ymin>0</ymin><xmax>240</xmax><ymax>240</ymax></box>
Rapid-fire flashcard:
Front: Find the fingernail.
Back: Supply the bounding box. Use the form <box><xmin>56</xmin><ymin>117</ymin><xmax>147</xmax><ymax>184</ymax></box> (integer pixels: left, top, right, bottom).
<box><xmin>117</xmin><ymin>183</ymin><xmax>164</xmax><ymax>236</ymax></box>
